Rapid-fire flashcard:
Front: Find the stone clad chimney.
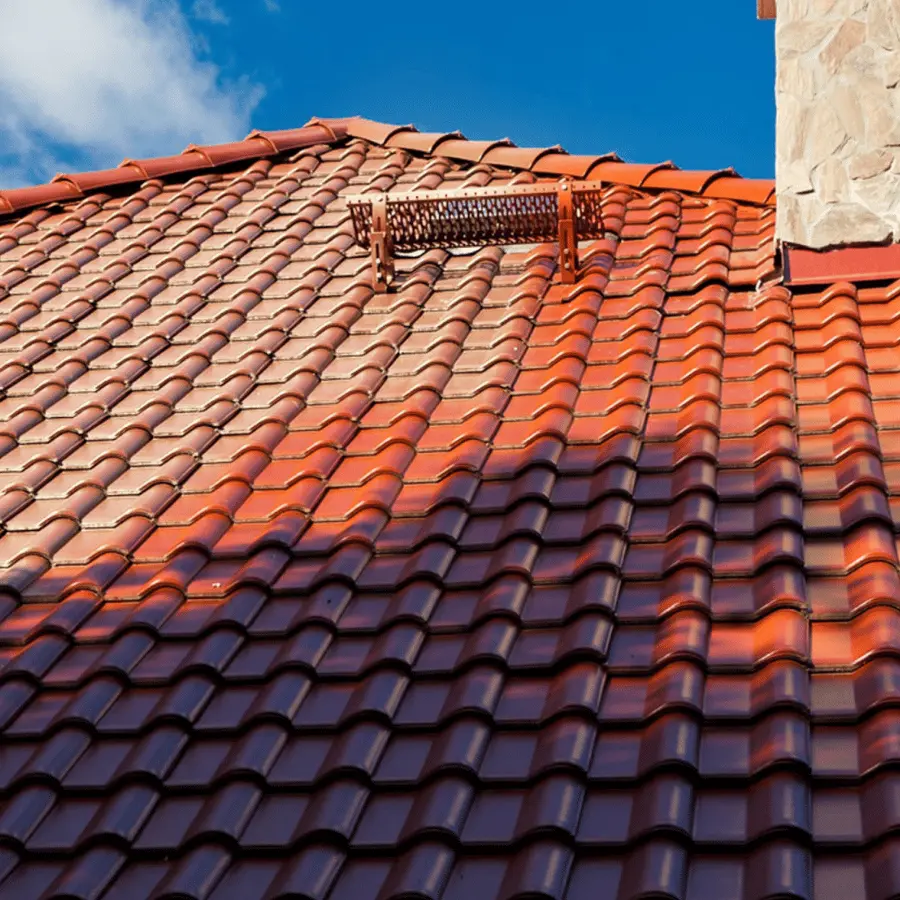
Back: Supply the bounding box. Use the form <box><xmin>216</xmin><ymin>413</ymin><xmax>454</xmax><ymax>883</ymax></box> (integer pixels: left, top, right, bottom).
<box><xmin>773</xmin><ymin>0</ymin><xmax>900</xmax><ymax>248</ymax></box>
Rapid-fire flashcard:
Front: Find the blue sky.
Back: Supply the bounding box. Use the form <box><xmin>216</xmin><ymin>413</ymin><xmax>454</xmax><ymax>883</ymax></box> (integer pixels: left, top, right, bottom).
<box><xmin>0</xmin><ymin>1</ymin><xmax>776</xmax><ymax>188</ymax></box>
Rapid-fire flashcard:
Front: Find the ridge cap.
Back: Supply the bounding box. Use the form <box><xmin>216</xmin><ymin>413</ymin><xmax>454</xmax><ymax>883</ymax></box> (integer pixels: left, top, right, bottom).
<box><xmin>0</xmin><ymin>115</ymin><xmax>775</xmax><ymax>224</ymax></box>
<box><xmin>0</xmin><ymin>121</ymin><xmax>346</xmax><ymax>221</ymax></box>
<box><xmin>312</xmin><ymin>116</ymin><xmax>775</xmax><ymax>208</ymax></box>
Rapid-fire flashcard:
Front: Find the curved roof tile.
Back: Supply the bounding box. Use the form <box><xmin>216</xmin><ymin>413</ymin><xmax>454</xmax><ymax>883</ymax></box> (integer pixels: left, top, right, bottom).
<box><xmin>424</xmin><ymin>138</ymin><xmax>503</xmax><ymax>163</ymax></box>
<box><xmin>532</xmin><ymin>153</ymin><xmax>619</xmax><ymax>179</ymax></box>
<box><xmin>642</xmin><ymin>167</ymin><xmax>737</xmax><ymax>194</ymax></box>
<box><xmin>583</xmin><ymin>160</ymin><xmax>675</xmax><ymax>187</ymax></box>
<box><xmin>248</xmin><ymin>124</ymin><xmax>340</xmax><ymax>152</ymax></box>
<box><xmin>384</xmin><ymin>131</ymin><xmax>466</xmax><ymax>154</ymax></box>
<box><xmin>184</xmin><ymin>140</ymin><xmax>275</xmax><ymax>167</ymax></box>
<box><xmin>702</xmin><ymin>176</ymin><xmax>776</xmax><ymax>204</ymax></box>
<box><xmin>310</xmin><ymin>116</ymin><xmax>413</xmax><ymax>145</ymax></box>
<box><xmin>50</xmin><ymin>167</ymin><xmax>147</xmax><ymax>193</ymax></box>
<box><xmin>0</xmin><ymin>181</ymin><xmax>83</xmax><ymax>214</ymax></box>
<box><xmin>482</xmin><ymin>144</ymin><xmax>567</xmax><ymax>171</ymax></box>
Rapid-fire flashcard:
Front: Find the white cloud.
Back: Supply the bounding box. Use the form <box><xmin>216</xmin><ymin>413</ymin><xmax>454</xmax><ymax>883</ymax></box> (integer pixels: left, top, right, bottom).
<box><xmin>0</xmin><ymin>0</ymin><xmax>263</xmax><ymax>188</ymax></box>
<box><xmin>192</xmin><ymin>0</ymin><xmax>229</xmax><ymax>24</ymax></box>
<box><xmin>263</xmin><ymin>0</ymin><xmax>280</xmax><ymax>11</ymax></box>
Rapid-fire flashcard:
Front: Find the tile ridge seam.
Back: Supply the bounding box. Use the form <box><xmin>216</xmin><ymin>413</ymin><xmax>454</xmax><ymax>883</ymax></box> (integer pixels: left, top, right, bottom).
<box><xmin>0</xmin><ymin>122</ymin><xmax>347</xmax><ymax>222</ymax></box>
<box><xmin>329</xmin><ymin>117</ymin><xmax>776</xmax><ymax>209</ymax></box>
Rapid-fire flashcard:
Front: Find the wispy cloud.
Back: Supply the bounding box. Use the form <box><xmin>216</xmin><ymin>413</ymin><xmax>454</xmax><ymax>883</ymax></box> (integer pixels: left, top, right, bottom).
<box><xmin>0</xmin><ymin>0</ymin><xmax>263</xmax><ymax>188</ymax></box>
<box><xmin>263</xmin><ymin>0</ymin><xmax>280</xmax><ymax>11</ymax></box>
<box><xmin>192</xmin><ymin>0</ymin><xmax>229</xmax><ymax>24</ymax></box>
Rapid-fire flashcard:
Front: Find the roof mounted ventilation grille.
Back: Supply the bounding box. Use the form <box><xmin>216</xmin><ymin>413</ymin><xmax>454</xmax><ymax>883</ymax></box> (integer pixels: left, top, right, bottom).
<box><xmin>346</xmin><ymin>180</ymin><xmax>605</xmax><ymax>291</ymax></box>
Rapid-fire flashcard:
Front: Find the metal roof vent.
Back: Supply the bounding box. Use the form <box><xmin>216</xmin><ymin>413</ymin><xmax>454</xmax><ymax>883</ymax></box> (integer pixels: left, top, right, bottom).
<box><xmin>346</xmin><ymin>180</ymin><xmax>606</xmax><ymax>291</ymax></box>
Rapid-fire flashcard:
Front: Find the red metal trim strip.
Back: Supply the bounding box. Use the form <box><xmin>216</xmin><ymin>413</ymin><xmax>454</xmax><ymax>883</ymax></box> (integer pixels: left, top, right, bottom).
<box><xmin>783</xmin><ymin>243</ymin><xmax>900</xmax><ymax>286</ymax></box>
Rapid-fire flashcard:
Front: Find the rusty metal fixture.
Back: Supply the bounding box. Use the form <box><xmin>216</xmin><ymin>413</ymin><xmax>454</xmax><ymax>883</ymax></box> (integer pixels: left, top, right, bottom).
<box><xmin>346</xmin><ymin>179</ymin><xmax>606</xmax><ymax>291</ymax></box>
<box><xmin>369</xmin><ymin>195</ymin><xmax>394</xmax><ymax>293</ymax></box>
<box><xmin>557</xmin><ymin>182</ymin><xmax>577</xmax><ymax>284</ymax></box>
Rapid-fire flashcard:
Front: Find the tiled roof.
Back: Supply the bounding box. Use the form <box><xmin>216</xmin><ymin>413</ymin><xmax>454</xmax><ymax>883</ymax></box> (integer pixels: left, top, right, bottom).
<box><xmin>0</xmin><ymin>115</ymin><xmax>892</xmax><ymax>900</ymax></box>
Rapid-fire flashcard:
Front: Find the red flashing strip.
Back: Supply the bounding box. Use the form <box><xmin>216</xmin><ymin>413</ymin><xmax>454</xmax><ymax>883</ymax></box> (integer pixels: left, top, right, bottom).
<box><xmin>783</xmin><ymin>243</ymin><xmax>900</xmax><ymax>286</ymax></box>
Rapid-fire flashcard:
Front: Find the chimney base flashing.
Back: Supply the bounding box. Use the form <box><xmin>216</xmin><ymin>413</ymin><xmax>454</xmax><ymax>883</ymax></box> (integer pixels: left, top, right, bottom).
<box><xmin>782</xmin><ymin>241</ymin><xmax>900</xmax><ymax>287</ymax></box>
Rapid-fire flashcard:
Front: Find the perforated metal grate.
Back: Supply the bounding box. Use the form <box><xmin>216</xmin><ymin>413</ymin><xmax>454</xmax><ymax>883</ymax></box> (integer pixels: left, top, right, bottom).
<box><xmin>346</xmin><ymin>181</ymin><xmax>606</xmax><ymax>251</ymax></box>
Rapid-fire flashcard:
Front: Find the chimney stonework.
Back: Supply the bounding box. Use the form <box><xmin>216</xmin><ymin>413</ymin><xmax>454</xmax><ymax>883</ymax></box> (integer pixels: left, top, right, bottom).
<box><xmin>776</xmin><ymin>0</ymin><xmax>900</xmax><ymax>248</ymax></box>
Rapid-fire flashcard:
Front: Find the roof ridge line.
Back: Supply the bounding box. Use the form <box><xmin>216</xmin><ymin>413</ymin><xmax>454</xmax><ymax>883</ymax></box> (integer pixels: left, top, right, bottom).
<box><xmin>0</xmin><ymin>122</ymin><xmax>347</xmax><ymax>220</ymax></box>
<box><xmin>311</xmin><ymin>116</ymin><xmax>776</xmax><ymax>208</ymax></box>
<box><xmin>0</xmin><ymin>115</ymin><xmax>776</xmax><ymax>224</ymax></box>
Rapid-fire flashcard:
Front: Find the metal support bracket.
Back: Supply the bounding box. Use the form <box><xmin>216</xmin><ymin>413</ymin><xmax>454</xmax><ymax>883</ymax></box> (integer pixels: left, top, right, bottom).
<box><xmin>370</xmin><ymin>195</ymin><xmax>394</xmax><ymax>293</ymax></box>
<box><xmin>347</xmin><ymin>180</ymin><xmax>605</xmax><ymax>292</ymax></box>
<box><xmin>557</xmin><ymin>181</ymin><xmax>577</xmax><ymax>284</ymax></box>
